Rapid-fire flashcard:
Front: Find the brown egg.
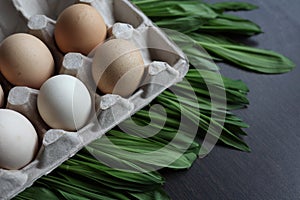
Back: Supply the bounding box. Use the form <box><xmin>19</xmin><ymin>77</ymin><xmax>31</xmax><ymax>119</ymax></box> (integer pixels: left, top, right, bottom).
<box><xmin>0</xmin><ymin>85</ymin><xmax>4</xmax><ymax>107</ymax></box>
<box><xmin>92</xmin><ymin>39</ymin><xmax>145</xmax><ymax>97</ymax></box>
<box><xmin>54</xmin><ymin>4</ymin><xmax>107</xmax><ymax>55</ymax></box>
<box><xmin>0</xmin><ymin>33</ymin><xmax>55</xmax><ymax>89</ymax></box>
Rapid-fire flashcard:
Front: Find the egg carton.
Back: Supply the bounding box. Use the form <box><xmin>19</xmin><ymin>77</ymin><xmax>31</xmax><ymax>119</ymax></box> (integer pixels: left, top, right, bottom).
<box><xmin>0</xmin><ymin>0</ymin><xmax>189</xmax><ymax>199</ymax></box>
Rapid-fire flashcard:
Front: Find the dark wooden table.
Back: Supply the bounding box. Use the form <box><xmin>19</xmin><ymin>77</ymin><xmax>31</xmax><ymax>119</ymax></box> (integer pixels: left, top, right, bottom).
<box><xmin>164</xmin><ymin>0</ymin><xmax>300</xmax><ymax>199</ymax></box>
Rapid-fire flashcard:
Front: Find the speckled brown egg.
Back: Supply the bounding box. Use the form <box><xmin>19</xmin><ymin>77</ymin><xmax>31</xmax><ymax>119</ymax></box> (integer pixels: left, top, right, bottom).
<box><xmin>92</xmin><ymin>39</ymin><xmax>145</xmax><ymax>97</ymax></box>
<box><xmin>54</xmin><ymin>4</ymin><xmax>107</xmax><ymax>55</ymax></box>
<box><xmin>0</xmin><ymin>33</ymin><xmax>55</xmax><ymax>89</ymax></box>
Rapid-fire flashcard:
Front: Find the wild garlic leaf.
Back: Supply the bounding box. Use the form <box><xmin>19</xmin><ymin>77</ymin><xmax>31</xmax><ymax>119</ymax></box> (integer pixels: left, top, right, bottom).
<box><xmin>133</xmin><ymin>0</ymin><xmax>295</xmax><ymax>74</ymax></box>
<box><xmin>155</xmin><ymin>17</ymin><xmax>207</xmax><ymax>33</ymax></box>
<box><xmin>165</xmin><ymin>30</ymin><xmax>220</xmax><ymax>70</ymax></box>
<box><xmin>133</xmin><ymin>0</ymin><xmax>217</xmax><ymax>19</ymax></box>
<box><xmin>209</xmin><ymin>2</ymin><xmax>259</xmax><ymax>13</ymax></box>
<box><xmin>129</xmin><ymin>188</ymin><xmax>170</xmax><ymax>200</ymax></box>
<box><xmin>199</xmin><ymin>41</ymin><xmax>295</xmax><ymax>73</ymax></box>
<box><xmin>200</xmin><ymin>14</ymin><xmax>262</xmax><ymax>36</ymax></box>
<box><xmin>14</xmin><ymin>187</ymin><xmax>60</xmax><ymax>200</ymax></box>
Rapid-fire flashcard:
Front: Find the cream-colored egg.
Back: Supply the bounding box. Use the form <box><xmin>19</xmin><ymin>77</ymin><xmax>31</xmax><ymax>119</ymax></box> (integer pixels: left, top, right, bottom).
<box><xmin>0</xmin><ymin>109</ymin><xmax>38</xmax><ymax>170</ymax></box>
<box><xmin>0</xmin><ymin>85</ymin><xmax>4</xmax><ymax>107</ymax></box>
<box><xmin>54</xmin><ymin>4</ymin><xmax>107</xmax><ymax>55</ymax></box>
<box><xmin>92</xmin><ymin>39</ymin><xmax>145</xmax><ymax>97</ymax></box>
<box><xmin>37</xmin><ymin>75</ymin><xmax>92</xmax><ymax>131</ymax></box>
<box><xmin>0</xmin><ymin>33</ymin><xmax>55</xmax><ymax>89</ymax></box>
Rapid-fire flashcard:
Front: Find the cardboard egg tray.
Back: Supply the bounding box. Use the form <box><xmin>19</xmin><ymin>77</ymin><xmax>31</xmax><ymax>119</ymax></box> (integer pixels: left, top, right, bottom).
<box><xmin>0</xmin><ymin>0</ymin><xmax>189</xmax><ymax>199</ymax></box>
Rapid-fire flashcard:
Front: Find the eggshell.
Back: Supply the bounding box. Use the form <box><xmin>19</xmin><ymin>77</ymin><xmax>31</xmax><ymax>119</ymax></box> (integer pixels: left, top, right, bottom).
<box><xmin>0</xmin><ymin>109</ymin><xmax>38</xmax><ymax>170</ymax></box>
<box><xmin>0</xmin><ymin>85</ymin><xmax>4</xmax><ymax>107</ymax></box>
<box><xmin>37</xmin><ymin>75</ymin><xmax>92</xmax><ymax>131</ymax></box>
<box><xmin>92</xmin><ymin>39</ymin><xmax>145</xmax><ymax>97</ymax></box>
<box><xmin>54</xmin><ymin>4</ymin><xmax>107</xmax><ymax>55</ymax></box>
<box><xmin>0</xmin><ymin>33</ymin><xmax>55</xmax><ymax>89</ymax></box>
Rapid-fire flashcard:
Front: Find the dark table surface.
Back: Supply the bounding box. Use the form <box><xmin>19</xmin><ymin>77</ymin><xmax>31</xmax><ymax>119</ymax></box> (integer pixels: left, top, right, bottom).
<box><xmin>164</xmin><ymin>0</ymin><xmax>300</xmax><ymax>199</ymax></box>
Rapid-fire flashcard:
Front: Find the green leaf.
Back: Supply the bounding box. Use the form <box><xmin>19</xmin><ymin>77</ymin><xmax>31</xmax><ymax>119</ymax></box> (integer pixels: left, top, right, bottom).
<box><xmin>165</xmin><ymin>30</ymin><xmax>221</xmax><ymax>70</ymax></box>
<box><xmin>14</xmin><ymin>187</ymin><xmax>60</xmax><ymax>200</ymax></box>
<box><xmin>200</xmin><ymin>14</ymin><xmax>262</xmax><ymax>36</ymax></box>
<box><xmin>133</xmin><ymin>0</ymin><xmax>217</xmax><ymax>19</ymax></box>
<box><xmin>209</xmin><ymin>2</ymin><xmax>259</xmax><ymax>12</ymax></box>
<box><xmin>155</xmin><ymin>17</ymin><xmax>206</xmax><ymax>33</ymax></box>
<box><xmin>199</xmin><ymin>41</ymin><xmax>295</xmax><ymax>73</ymax></box>
<box><xmin>129</xmin><ymin>188</ymin><xmax>170</xmax><ymax>200</ymax></box>
<box><xmin>56</xmin><ymin>190</ymin><xmax>91</xmax><ymax>200</ymax></box>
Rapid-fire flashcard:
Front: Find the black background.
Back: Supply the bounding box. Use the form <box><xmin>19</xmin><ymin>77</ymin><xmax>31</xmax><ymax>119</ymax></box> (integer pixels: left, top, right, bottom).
<box><xmin>164</xmin><ymin>0</ymin><xmax>300</xmax><ymax>199</ymax></box>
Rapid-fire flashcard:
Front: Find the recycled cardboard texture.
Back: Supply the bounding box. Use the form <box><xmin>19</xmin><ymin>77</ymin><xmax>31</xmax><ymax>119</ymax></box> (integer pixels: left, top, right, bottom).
<box><xmin>0</xmin><ymin>0</ymin><xmax>189</xmax><ymax>199</ymax></box>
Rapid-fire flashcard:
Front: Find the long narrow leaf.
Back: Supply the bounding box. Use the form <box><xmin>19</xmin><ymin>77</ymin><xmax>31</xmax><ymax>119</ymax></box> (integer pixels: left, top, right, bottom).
<box><xmin>199</xmin><ymin>41</ymin><xmax>295</xmax><ymax>73</ymax></box>
<box><xmin>209</xmin><ymin>2</ymin><xmax>259</xmax><ymax>12</ymax></box>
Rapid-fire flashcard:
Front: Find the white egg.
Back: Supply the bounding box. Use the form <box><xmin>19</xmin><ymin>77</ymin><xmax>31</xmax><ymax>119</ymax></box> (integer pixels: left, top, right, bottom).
<box><xmin>0</xmin><ymin>109</ymin><xmax>38</xmax><ymax>170</ymax></box>
<box><xmin>37</xmin><ymin>75</ymin><xmax>92</xmax><ymax>131</ymax></box>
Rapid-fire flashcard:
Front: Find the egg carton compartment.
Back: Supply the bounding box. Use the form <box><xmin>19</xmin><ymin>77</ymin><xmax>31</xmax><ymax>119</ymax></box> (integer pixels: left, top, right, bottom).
<box><xmin>0</xmin><ymin>0</ymin><xmax>28</xmax><ymax>41</ymax></box>
<box><xmin>1</xmin><ymin>85</ymin><xmax>136</xmax><ymax>199</ymax></box>
<box><xmin>2</xmin><ymin>84</ymin><xmax>133</xmax><ymax>196</ymax></box>
<box><xmin>13</xmin><ymin>0</ymin><xmax>151</xmax><ymax>28</ymax></box>
<box><xmin>0</xmin><ymin>0</ymin><xmax>151</xmax><ymax>42</ymax></box>
<box><xmin>58</xmin><ymin>23</ymin><xmax>188</xmax><ymax>142</ymax></box>
<box><xmin>0</xmin><ymin>0</ymin><xmax>189</xmax><ymax>199</ymax></box>
<box><xmin>1</xmin><ymin>0</ymin><xmax>153</xmax><ymax>68</ymax></box>
<box><xmin>1</xmin><ymin>61</ymin><xmax>184</xmax><ymax>199</ymax></box>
